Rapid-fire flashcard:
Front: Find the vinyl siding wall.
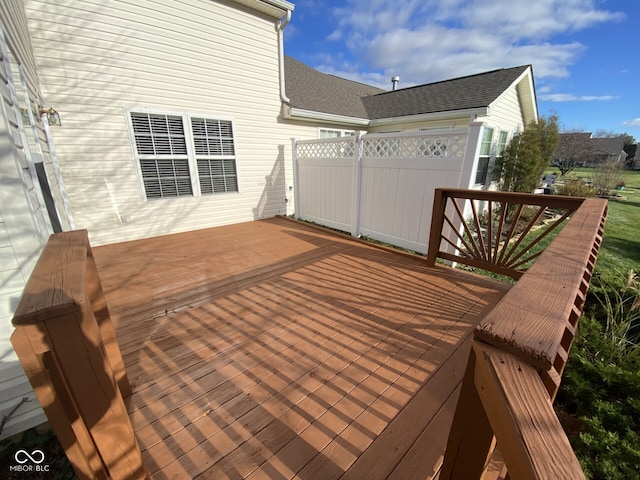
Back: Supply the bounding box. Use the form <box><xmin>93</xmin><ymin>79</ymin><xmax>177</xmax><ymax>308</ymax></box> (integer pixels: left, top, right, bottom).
<box><xmin>485</xmin><ymin>87</ymin><xmax>527</xmax><ymax>133</ymax></box>
<box><xmin>0</xmin><ymin>0</ymin><xmax>52</xmax><ymax>439</ymax></box>
<box><xmin>24</xmin><ymin>0</ymin><xmax>296</xmax><ymax>245</ymax></box>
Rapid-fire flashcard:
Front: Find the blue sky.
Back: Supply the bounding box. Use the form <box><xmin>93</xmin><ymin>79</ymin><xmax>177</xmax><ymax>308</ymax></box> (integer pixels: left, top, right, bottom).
<box><xmin>284</xmin><ymin>0</ymin><xmax>638</xmax><ymax>139</ymax></box>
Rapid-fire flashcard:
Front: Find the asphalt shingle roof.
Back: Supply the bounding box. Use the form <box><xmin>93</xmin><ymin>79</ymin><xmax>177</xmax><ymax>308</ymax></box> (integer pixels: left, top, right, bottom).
<box><xmin>590</xmin><ymin>137</ymin><xmax>626</xmax><ymax>155</ymax></box>
<box><xmin>363</xmin><ymin>66</ymin><xmax>530</xmax><ymax>119</ymax></box>
<box><xmin>284</xmin><ymin>56</ymin><xmax>384</xmax><ymax>118</ymax></box>
<box><xmin>284</xmin><ymin>56</ymin><xmax>531</xmax><ymax>121</ymax></box>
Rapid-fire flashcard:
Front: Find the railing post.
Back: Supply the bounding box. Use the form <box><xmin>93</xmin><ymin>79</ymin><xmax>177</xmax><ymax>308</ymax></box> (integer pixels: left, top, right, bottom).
<box><xmin>472</xmin><ymin>342</ymin><xmax>585</xmax><ymax>480</ymax></box>
<box><xmin>426</xmin><ymin>188</ymin><xmax>446</xmax><ymax>266</ymax></box>
<box><xmin>11</xmin><ymin>231</ymin><xmax>148</xmax><ymax>480</ymax></box>
<box><xmin>82</xmin><ymin>233</ymin><xmax>131</xmax><ymax>398</ymax></box>
<box><xmin>440</xmin><ymin>346</ymin><xmax>495</xmax><ymax>479</ymax></box>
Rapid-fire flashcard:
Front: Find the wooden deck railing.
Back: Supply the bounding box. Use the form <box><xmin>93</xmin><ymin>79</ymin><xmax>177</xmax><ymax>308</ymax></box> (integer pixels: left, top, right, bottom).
<box><xmin>10</xmin><ymin>190</ymin><xmax>607</xmax><ymax>480</ymax></box>
<box><xmin>426</xmin><ymin>188</ymin><xmax>588</xmax><ymax>279</ymax></box>
<box><xmin>10</xmin><ymin>231</ymin><xmax>148</xmax><ymax>480</ymax></box>
<box><xmin>434</xmin><ymin>188</ymin><xmax>608</xmax><ymax>479</ymax></box>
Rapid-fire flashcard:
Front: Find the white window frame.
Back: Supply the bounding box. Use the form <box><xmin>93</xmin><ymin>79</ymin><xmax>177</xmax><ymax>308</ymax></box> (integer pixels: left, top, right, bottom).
<box><xmin>490</xmin><ymin>130</ymin><xmax>510</xmax><ymax>182</ymax></box>
<box><xmin>126</xmin><ymin>108</ymin><xmax>240</xmax><ymax>201</ymax></box>
<box><xmin>475</xmin><ymin>127</ymin><xmax>495</xmax><ymax>185</ymax></box>
<box><xmin>318</xmin><ymin>127</ymin><xmax>355</xmax><ymax>139</ymax></box>
<box><xmin>419</xmin><ymin>124</ymin><xmax>454</xmax><ymax>131</ymax></box>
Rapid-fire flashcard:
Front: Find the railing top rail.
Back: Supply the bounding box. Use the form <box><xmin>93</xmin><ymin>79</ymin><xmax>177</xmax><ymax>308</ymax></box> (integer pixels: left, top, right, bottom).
<box><xmin>434</xmin><ymin>187</ymin><xmax>585</xmax><ymax>209</ymax></box>
<box><xmin>12</xmin><ymin>230</ymin><xmax>91</xmax><ymax>326</ymax></box>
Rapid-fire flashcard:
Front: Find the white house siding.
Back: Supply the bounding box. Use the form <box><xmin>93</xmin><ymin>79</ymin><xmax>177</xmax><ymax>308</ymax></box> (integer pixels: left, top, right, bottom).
<box><xmin>0</xmin><ymin>0</ymin><xmax>54</xmax><ymax>439</ymax></box>
<box><xmin>24</xmin><ymin>0</ymin><xmax>295</xmax><ymax>245</ymax></box>
<box><xmin>484</xmin><ymin>87</ymin><xmax>527</xmax><ymax>134</ymax></box>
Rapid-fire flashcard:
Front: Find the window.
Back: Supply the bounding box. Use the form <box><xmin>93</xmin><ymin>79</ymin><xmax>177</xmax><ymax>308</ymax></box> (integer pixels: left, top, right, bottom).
<box><xmin>319</xmin><ymin>128</ymin><xmax>354</xmax><ymax>139</ymax></box>
<box><xmin>419</xmin><ymin>125</ymin><xmax>454</xmax><ymax>131</ymax></box>
<box><xmin>491</xmin><ymin>131</ymin><xmax>509</xmax><ymax>182</ymax></box>
<box><xmin>129</xmin><ymin>111</ymin><xmax>238</xmax><ymax>199</ymax></box>
<box><xmin>191</xmin><ymin>118</ymin><xmax>238</xmax><ymax>194</ymax></box>
<box><xmin>475</xmin><ymin>127</ymin><xmax>494</xmax><ymax>185</ymax></box>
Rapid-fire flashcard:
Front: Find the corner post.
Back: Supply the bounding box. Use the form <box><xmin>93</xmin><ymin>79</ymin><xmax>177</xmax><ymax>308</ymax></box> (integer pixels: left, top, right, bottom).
<box><xmin>440</xmin><ymin>344</ymin><xmax>495</xmax><ymax>479</ymax></box>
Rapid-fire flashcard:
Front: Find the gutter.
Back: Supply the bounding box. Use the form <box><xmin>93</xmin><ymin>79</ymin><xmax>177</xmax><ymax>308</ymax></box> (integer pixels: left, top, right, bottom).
<box><xmin>262</xmin><ymin>0</ymin><xmax>294</xmax><ymax>10</ymax></box>
<box><xmin>277</xmin><ymin>9</ymin><xmax>292</xmax><ymax>103</ymax></box>
<box><xmin>284</xmin><ymin>106</ymin><xmax>371</xmax><ymax>127</ymax></box>
<box><xmin>368</xmin><ymin>107</ymin><xmax>490</xmax><ymax>127</ymax></box>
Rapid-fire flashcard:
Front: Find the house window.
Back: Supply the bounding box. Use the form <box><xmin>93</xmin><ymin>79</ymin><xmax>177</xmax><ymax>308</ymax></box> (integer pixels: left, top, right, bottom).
<box><xmin>191</xmin><ymin>118</ymin><xmax>238</xmax><ymax>194</ymax></box>
<box><xmin>475</xmin><ymin>127</ymin><xmax>494</xmax><ymax>185</ymax></box>
<box><xmin>419</xmin><ymin>125</ymin><xmax>454</xmax><ymax>131</ymax></box>
<box><xmin>130</xmin><ymin>113</ymin><xmax>192</xmax><ymax>198</ymax></box>
<box><xmin>319</xmin><ymin>128</ymin><xmax>354</xmax><ymax>138</ymax></box>
<box><xmin>491</xmin><ymin>131</ymin><xmax>509</xmax><ymax>182</ymax></box>
<box><xmin>129</xmin><ymin>111</ymin><xmax>238</xmax><ymax>199</ymax></box>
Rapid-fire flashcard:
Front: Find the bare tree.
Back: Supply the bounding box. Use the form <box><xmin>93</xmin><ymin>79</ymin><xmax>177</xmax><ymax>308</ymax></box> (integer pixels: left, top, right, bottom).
<box><xmin>593</xmin><ymin>159</ymin><xmax>624</xmax><ymax>196</ymax></box>
<box><xmin>553</xmin><ymin>131</ymin><xmax>594</xmax><ymax>176</ymax></box>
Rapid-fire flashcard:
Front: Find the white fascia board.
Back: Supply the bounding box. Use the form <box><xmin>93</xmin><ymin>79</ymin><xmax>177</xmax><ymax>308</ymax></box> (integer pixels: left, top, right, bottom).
<box><xmin>284</xmin><ymin>107</ymin><xmax>370</xmax><ymax>127</ymax></box>
<box><xmin>229</xmin><ymin>0</ymin><xmax>294</xmax><ymax>18</ymax></box>
<box><xmin>261</xmin><ymin>0</ymin><xmax>295</xmax><ymax>10</ymax></box>
<box><xmin>490</xmin><ymin>66</ymin><xmax>538</xmax><ymax>124</ymax></box>
<box><xmin>368</xmin><ymin>107</ymin><xmax>490</xmax><ymax>127</ymax></box>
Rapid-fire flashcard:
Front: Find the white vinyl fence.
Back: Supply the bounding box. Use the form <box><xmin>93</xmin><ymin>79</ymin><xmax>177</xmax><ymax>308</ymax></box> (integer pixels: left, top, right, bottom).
<box><xmin>293</xmin><ymin>125</ymin><xmax>482</xmax><ymax>253</ymax></box>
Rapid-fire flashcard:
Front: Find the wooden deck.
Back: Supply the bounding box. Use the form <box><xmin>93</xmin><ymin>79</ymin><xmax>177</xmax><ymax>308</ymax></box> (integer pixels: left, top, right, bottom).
<box><xmin>93</xmin><ymin>217</ymin><xmax>511</xmax><ymax>479</ymax></box>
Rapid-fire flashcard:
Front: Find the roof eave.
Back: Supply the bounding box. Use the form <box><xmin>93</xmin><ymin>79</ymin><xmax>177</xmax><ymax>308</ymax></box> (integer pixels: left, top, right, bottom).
<box><xmin>369</xmin><ymin>107</ymin><xmax>490</xmax><ymax>127</ymax></box>
<box><xmin>228</xmin><ymin>0</ymin><xmax>294</xmax><ymax>19</ymax></box>
<box><xmin>284</xmin><ymin>107</ymin><xmax>371</xmax><ymax>127</ymax></box>
<box><xmin>489</xmin><ymin>66</ymin><xmax>538</xmax><ymax>125</ymax></box>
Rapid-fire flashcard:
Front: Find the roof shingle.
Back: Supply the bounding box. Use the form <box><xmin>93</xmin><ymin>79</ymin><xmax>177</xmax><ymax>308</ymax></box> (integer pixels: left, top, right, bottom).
<box><xmin>284</xmin><ymin>56</ymin><xmax>384</xmax><ymax>119</ymax></box>
<box><xmin>284</xmin><ymin>56</ymin><xmax>531</xmax><ymax>121</ymax></box>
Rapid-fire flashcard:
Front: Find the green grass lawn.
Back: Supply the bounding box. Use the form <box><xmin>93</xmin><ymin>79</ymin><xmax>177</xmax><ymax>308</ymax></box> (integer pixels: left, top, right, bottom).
<box><xmin>547</xmin><ymin>167</ymin><xmax>640</xmax><ymax>277</ymax></box>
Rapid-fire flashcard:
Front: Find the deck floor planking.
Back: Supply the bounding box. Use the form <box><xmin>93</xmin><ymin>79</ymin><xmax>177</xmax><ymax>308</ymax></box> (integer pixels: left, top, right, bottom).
<box><xmin>94</xmin><ymin>217</ymin><xmax>510</xmax><ymax>479</ymax></box>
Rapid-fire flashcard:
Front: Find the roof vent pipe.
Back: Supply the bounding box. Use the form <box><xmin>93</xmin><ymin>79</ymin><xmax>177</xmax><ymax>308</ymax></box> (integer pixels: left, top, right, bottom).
<box><xmin>391</xmin><ymin>76</ymin><xmax>400</xmax><ymax>91</ymax></box>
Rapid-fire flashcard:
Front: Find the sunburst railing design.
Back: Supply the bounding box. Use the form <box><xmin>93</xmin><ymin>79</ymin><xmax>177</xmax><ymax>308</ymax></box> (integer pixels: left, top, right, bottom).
<box><xmin>427</xmin><ymin>189</ymin><xmax>585</xmax><ymax>279</ymax></box>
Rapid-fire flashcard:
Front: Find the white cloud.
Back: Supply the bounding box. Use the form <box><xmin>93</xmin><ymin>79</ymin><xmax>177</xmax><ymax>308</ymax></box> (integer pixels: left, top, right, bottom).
<box><xmin>318</xmin><ymin>0</ymin><xmax>625</xmax><ymax>85</ymax></box>
<box><xmin>539</xmin><ymin>93</ymin><xmax>619</xmax><ymax>102</ymax></box>
<box><xmin>623</xmin><ymin>118</ymin><xmax>640</xmax><ymax>127</ymax></box>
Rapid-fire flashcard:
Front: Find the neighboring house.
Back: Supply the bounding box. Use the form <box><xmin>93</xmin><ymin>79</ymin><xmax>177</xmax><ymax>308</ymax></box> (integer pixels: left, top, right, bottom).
<box><xmin>589</xmin><ymin>137</ymin><xmax>628</xmax><ymax>166</ymax></box>
<box><xmin>0</xmin><ymin>0</ymin><xmax>539</xmax><ymax>438</ymax></box>
<box><xmin>553</xmin><ymin>133</ymin><xmax>628</xmax><ymax>169</ymax></box>
<box><xmin>284</xmin><ymin>56</ymin><xmax>538</xmax><ymax>188</ymax></box>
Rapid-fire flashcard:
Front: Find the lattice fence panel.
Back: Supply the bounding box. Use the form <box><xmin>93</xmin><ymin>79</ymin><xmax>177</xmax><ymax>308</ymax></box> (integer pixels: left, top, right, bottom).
<box><xmin>297</xmin><ymin>139</ymin><xmax>356</xmax><ymax>159</ymax></box>
<box><xmin>362</xmin><ymin>134</ymin><xmax>468</xmax><ymax>159</ymax></box>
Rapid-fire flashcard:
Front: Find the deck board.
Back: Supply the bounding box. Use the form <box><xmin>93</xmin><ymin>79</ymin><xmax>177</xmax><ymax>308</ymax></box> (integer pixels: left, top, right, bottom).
<box><xmin>94</xmin><ymin>217</ymin><xmax>510</xmax><ymax>479</ymax></box>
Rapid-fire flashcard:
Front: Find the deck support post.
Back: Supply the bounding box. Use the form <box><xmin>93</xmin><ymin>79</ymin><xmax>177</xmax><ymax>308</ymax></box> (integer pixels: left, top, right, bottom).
<box><xmin>440</xmin><ymin>345</ymin><xmax>495</xmax><ymax>479</ymax></box>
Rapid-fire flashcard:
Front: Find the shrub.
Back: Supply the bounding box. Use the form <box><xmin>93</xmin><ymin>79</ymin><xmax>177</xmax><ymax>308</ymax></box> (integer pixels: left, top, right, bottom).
<box><xmin>593</xmin><ymin>160</ymin><xmax>625</xmax><ymax>196</ymax></box>
<box><xmin>555</xmin><ymin>179</ymin><xmax>596</xmax><ymax>197</ymax></box>
<box><xmin>557</xmin><ymin>272</ymin><xmax>640</xmax><ymax>479</ymax></box>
